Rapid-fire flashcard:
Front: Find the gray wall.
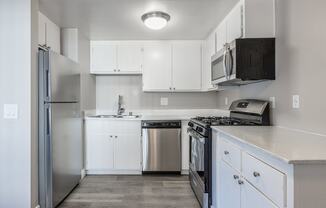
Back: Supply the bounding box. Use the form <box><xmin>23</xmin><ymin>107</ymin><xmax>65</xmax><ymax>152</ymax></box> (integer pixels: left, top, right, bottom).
<box><xmin>217</xmin><ymin>0</ymin><xmax>326</xmax><ymax>134</ymax></box>
<box><xmin>96</xmin><ymin>76</ymin><xmax>218</xmax><ymax>111</ymax></box>
<box><xmin>78</xmin><ymin>32</ymin><xmax>96</xmax><ymax>111</ymax></box>
<box><xmin>0</xmin><ymin>0</ymin><xmax>38</xmax><ymax>207</ymax></box>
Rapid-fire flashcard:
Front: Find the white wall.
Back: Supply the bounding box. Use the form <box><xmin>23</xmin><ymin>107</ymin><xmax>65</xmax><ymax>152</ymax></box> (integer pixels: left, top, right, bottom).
<box><xmin>216</xmin><ymin>0</ymin><xmax>326</xmax><ymax>134</ymax></box>
<box><xmin>96</xmin><ymin>76</ymin><xmax>218</xmax><ymax>111</ymax></box>
<box><xmin>0</xmin><ymin>0</ymin><xmax>38</xmax><ymax>207</ymax></box>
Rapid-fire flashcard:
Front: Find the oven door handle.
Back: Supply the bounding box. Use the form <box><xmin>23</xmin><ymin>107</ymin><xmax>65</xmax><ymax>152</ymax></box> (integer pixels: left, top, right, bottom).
<box><xmin>188</xmin><ymin>128</ymin><xmax>206</xmax><ymax>143</ymax></box>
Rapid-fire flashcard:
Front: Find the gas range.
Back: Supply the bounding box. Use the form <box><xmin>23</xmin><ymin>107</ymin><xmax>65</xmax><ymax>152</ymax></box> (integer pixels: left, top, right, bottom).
<box><xmin>188</xmin><ymin>99</ymin><xmax>270</xmax><ymax>208</ymax></box>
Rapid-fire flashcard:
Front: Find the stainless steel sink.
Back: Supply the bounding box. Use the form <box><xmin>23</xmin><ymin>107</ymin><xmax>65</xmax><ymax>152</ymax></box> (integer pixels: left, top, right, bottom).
<box><xmin>88</xmin><ymin>115</ymin><xmax>141</xmax><ymax>119</ymax></box>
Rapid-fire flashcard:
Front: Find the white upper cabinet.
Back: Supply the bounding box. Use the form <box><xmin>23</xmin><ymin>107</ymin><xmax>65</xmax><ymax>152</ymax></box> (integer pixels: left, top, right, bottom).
<box><xmin>91</xmin><ymin>44</ymin><xmax>117</xmax><ymax>73</ymax></box>
<box><xmin>90</xmin><ymin>41</ymin><xmax>142</xmax><ymax>74</ymax></box>
<box><xmin>214</xmin><ymin>0</ymin><xmax>275</xmax><ymax>47</ymax></box>
<box><xmin>202</xmin><ymin>32</ymin><xmax>218</xmax><ymax>91</ymax></box>
<box><xmin>117</xmin><ymin>45</ymin><xmax>143</xmax><ymax>73</ymax></box>
<box><xmin>38</xmin><ymin>12</ymin><xmax>61</xmax><ymax>54</ymax></box>
<box><xmin>215</xmin><ymin>20</ymin><xmax>227</xmax><ymax>52</ymax></box>
<box><xmin>226</xmin><ymin>2</ymin><xmax>243</xmax><ymax>43</ymax></box>
<box><xmin>142</xmin><ymin>41</ymin><xmax>202</xmax><ymax>92</ymax></box>
<box><xmin>142</xmin><ymin>44</ymin><xmax>172</xmax><ymax>91</ymax></box>
<box><xmin>172</xmin><ymin>42</ymin><xmax>202</xmax><ymax>91</ymax></box>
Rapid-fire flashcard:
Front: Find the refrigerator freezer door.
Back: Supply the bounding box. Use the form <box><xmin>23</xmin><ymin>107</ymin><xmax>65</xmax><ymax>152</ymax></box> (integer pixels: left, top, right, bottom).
<box><xmin>41</xmin><ymin>50</ymin><xmax>80</xmax><ymax>102</ymax></box>
<box><xmin>50</xmin><ymin>102</ymin><xmax>82</xmax><ymax>207</ymax></box>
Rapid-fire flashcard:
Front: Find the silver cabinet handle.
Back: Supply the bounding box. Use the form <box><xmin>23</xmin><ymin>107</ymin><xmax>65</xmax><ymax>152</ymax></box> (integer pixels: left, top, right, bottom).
<box><xmin>233</xmin><ymin>175</ymin><xmax>239</xmax><ymax>180</ymax></box>
<box><xmin>253</xmin><ymin>172</ymin><xmax>260</xmax><ymax>177</ymax></box>
<box><xmin>238</xmin><ymin>180</ymin><xmax>244</xmax><ymax>185</ymax></box>
<box><xmin>224</xmin><ymin>151</ymin><xmax>229</xmax><ymax>155</ymax></box>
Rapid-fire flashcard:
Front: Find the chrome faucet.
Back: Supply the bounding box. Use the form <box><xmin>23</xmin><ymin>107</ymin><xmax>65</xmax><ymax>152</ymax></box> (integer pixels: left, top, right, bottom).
<box><xmin>117</xmin><ymin>95</ymin><xmax>125</xmax><ymax>115</ymax></box>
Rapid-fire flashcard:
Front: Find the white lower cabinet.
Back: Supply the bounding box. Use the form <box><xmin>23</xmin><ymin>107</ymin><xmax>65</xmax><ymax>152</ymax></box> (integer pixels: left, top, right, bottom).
<box><xmin>216</xmin><ymin>133</ymin><xmax>285</xmax><ymax>208</ymax></box>
<box><xmin>86</xmin><ymin>134</ymin><xmax>114</xmax><ymax>170</ymax></box>
<box><xmin>242</xmin><ymin>180</ymin><xmax>278</xmax><ymax>208</ymax></box>
<box><xmin>85</xmin><ymin>120</ymin><xmax>141</xmax><ymax>174</ymax></box>
<box><xmin>218</xmin><ymin>161</ymin><xmax>241</xmax><ymax>208</ymax></box>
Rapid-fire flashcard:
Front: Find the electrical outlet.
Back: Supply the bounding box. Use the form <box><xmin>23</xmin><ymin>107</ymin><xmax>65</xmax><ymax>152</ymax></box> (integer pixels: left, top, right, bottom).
<box><xmin>269</xmin><ymin>97</ymin><xmax>276</xmax><ymax>109</ymax></box>
<box><xmin>160</xmin><ymin>97</ymin><xmax>168</xmax><ymax>106</ymax></box>
<box><xmin>3</xmin><ymin>104</ymin><xmax>18</xmax><ymax>119</ymax></box>
<box><xmin>225</xmin><ymin>97</ymin><xmax>229</xmax><ymax>106</ymax></box>
<box><xmin>292</xmin><ymin>95</ymin><xmax>300</xmax><ymax>109</ymax></box>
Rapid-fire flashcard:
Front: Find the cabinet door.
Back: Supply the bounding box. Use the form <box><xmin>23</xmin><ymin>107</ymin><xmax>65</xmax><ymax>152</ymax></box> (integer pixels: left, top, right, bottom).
<box><xmin>117</xmin><ymin>45</ymin><xmax>143</xmax><ymax>73</ymax></box>
<box><xmin>218</xmin><ymin>161</ymin><xmax>241</xmax><ymax>208</ymax></box>
<box><xmin>114</xmin><ymin>134</ymin><xmax>141</xmax><ymax>170</ymax></box>
<box><xmin>46</xmin><ymin>18</ymin><xmax>61</xmax><ymax>54</ymax></box>
<box><xmin>91</xmin><ymin>44</ymin><xmax>117</xmax><ymax>73</ymax></box>
<box><xmin>142</xmin><ymin>44</ymin><xmax>172</xmax><ymax>91</ymax></box>
<box><xmin>172</xmin><ymin>42</ymin><xmax>202</xmax><ymax>91</ymax></box>
<box><xmin>181</xmin><ymin>120</ymin><xmax>190</xmax><ymax>171</ymax></box>
<box><xmin>38</xmin><ymin>12</ymin><xmax>46</xmax><ymax>46</ymax></box>
<box><xmin>86</xmin><ymin>134</ymin><xmax>114</xmax><ymax>170</ymax></box>
<box><xmin>226</xmin><ymin>2</ymin><xmax>243</xmax><ymax>43</ymax></box>
<box><xmin>242</xmin><ymin>180</ymin><xmax>278</xmax><ymax>208</ymax></box>
<box><xmin>202</xmin><ymin>32</ymin><xmax>217</xmax><ymax>91</ymax></box>
<box><xmin>216</xmin><ymin>21</ymin><xmax>227</xmax><ymax>52</ymax></box>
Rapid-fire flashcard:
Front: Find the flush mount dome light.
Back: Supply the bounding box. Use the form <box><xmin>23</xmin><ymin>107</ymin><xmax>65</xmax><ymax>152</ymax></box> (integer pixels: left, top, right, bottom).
<box><xmin>141</xmin><ymin>11</ymin><xmax>171</xmax><ymax>30</ymax></box>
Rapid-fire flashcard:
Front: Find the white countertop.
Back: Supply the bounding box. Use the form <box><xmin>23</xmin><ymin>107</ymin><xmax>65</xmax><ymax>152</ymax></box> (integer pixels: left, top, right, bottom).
<box><xmin>212</xmin><ymin>126</ymin><xmax>326</xmax><ymax>165</ymax></box>
<box><xmin>84</xmin><ymin>109</ymin><xmax>230</xmax><ymax>121</ymax></box>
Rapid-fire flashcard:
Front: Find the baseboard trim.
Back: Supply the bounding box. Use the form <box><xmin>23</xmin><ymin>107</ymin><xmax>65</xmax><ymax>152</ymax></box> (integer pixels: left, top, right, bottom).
<box><xmin>86</xmin><ymin>169</ymin><xmax>142</xmax><ymax>175</ymax></box>
<box><xmin>81</xmin><ymin>168</ymin><xmax>86</xmax><ymax>180</ymax></box>
<box><xmin>181</xmin><ymin>169</ymin><xmax>189</xmax><ymax>175</ymax></box>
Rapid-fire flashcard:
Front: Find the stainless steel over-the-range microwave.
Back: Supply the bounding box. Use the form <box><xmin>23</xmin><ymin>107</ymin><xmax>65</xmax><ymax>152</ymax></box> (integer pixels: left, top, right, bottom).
<box><xmin>211</xmin><ymin>38</ymin><xmax>275</xmax><ymax>86</ymax></box>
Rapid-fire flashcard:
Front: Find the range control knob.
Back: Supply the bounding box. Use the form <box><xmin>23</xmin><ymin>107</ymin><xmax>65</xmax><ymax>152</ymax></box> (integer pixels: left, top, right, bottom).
<box><xmin>196</xmin><ymin>127</ymin><xmax>203</xmax><ymax>133</ymax></box>
<box><xmin>188</xmin><ymin>122</ymin><xmax>194</xmax><ymax>127</ymax></box>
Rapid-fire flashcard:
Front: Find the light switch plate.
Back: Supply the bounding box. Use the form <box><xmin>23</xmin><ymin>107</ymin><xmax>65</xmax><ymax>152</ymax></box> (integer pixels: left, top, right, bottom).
<box><xmin>160</xmin><ymin>97</ymin><xmax>168</xmax><ymax>106</ymax></box>
<box><xmin>292</xmin><ymin>95</ymin><xmax>300</xmax><ymax>109</ymax></box>
<box><xmin>4</xmin><ymin>104</ymin><xmax>18</xmax><ymax>119</ymax></box>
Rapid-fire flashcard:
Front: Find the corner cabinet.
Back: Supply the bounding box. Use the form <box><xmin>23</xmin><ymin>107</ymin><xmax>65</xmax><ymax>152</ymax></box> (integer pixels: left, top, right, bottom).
<box><xmin>85</xmin><ymin>119</ymin><xmax>142</xmax><ymax>174</ymax></box>
<box><xmin>90</xmin><ymin>41</ymin><xmax>143</xmax><ymax>75</ymax></box>
<box><xmin>142</xmin><ymin>41</ymin><xmax>202</xmax><ymax>92</ymax></box>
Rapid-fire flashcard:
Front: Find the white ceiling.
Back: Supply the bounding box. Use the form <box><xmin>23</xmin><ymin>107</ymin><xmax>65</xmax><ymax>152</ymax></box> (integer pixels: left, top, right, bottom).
<box><xmin>40</xmin><ymin>0</ymin><xmax>238</xmax><ymax>40</ymax></box>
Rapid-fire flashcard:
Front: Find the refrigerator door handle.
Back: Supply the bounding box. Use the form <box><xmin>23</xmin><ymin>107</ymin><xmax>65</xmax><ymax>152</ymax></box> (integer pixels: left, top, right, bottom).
<box><xmin>45</xmin><ymin>104</ymin><xmax>53</xmax><ymax>208</ymax></box>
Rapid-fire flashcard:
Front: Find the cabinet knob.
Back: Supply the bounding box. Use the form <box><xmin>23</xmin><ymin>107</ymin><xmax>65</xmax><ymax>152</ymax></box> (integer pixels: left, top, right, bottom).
<box><xmin>224</xmin><ymin>151</ymin><xmax>229</xmax><ymax>155</ymax></box>
<box><xmin>238</xmin><ymin>180</ymin><xmax>244</xmax><ymax>185</ymax></box>
<box><xmin>169</xmin><ymin>87</ymin><xmax>172</xmax><ymax>90</ymax></box>
<box><xmin>233</xmin><ymin>175</ymin><xmax>239</xmax><ymax>180</ymax></box>
<box><xmin>253</xmin><ymin>172</ymin><xmax>260</xmax><ymax>177</ymax></box>
<box><xmin>114</xmin><ymin>69</ymin><xmax>117</xmax><ymax>72</ymax></box>
<box><xmin>118</xmin><ymin>69</ymin><xmax>120</xmax><ymax>72</ymax></box>
<box><xmin>115</xmin><ymin>136</ymin><xmax>118</xmax><ymax>138</ymax></box>
<box><xmin>173</xmin><ymin>87</ymin><xmax>176</xmax><ymax>90</ymax></box>
<box><xmin>110</xmin><ymin>135</ymin><xmax>113</xmax><ymax>138</ymax></box>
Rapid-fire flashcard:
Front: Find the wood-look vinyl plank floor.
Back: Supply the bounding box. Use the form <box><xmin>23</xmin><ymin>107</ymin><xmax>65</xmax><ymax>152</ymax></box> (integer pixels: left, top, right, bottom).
<box><xmin>58</xmin><ymin>175</ymin><xmax>201</xmax><ymax>208</ymax></box>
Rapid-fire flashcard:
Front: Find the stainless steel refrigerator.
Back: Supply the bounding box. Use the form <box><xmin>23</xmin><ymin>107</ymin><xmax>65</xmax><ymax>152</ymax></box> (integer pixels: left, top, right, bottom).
<box><xmin>38</xmin><ymin>48</ymin><xmax>82</xmax><ymax>208</ymax></box>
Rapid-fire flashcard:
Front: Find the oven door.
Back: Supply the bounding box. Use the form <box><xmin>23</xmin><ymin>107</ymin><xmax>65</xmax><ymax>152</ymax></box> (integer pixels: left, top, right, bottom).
<box><xmin>188</xmin><ymin>128</ymin><xmax>210</xmax><ymax>208</ymax></box>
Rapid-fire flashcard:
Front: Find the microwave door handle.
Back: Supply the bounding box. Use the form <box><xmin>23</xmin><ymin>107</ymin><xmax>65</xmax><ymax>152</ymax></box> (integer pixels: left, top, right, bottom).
<box><xmin>227</xmin><ymin>49</ymin><xmax>233</xmax><ymax>79</ymax></box>
<box><xmin>223</xmin><ymin>49</ymin><xmax>228</xmax><ymax>79</ymax></box>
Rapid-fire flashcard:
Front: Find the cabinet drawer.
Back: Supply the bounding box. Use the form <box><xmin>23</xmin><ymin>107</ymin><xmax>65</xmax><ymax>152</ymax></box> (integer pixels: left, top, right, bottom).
<box><xmin>220</xmin><ymin>137</ymin><xmax>241</xmax><ymax>171</ymax></box>
<box><xmin>242</xmin><ymin>152</ymin><xmax>286</xmax><ymax>207</ymax></box>
<box><xmin>242</xmin><ymin>180</ymin><xmax>278</xmax><ymax>208</ymax></box>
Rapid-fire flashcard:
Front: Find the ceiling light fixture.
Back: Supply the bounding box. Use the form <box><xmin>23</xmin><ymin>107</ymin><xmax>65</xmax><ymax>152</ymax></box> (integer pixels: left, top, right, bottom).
<box><xmin>141</xmin><ymin>11</ymin><xmax>171</xmax><ymax>30</ymax></box>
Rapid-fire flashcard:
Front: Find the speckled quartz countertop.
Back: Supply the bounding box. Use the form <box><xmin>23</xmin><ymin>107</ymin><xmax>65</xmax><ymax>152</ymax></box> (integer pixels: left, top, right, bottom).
<box><xmin>211</xmin><ymin>126</ymin><xmax>326</xmax><ymax>165</ymax></box>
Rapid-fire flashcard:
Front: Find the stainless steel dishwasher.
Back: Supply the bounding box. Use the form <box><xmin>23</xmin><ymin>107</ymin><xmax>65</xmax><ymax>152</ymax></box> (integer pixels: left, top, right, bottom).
<box><xmin>142</xmin><ymin>120</ymin><xmax>181</xmax><ymax>173</ymax></box>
